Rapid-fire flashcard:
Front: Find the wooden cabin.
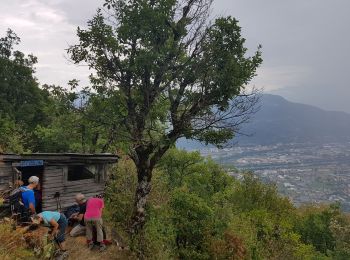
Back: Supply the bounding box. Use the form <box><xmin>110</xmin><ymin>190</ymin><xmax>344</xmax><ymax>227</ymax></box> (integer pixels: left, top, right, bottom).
<box><xmin>0</xmin><ymin>153</ymin><xmax>118</xmax><ymax>211</ymax></box>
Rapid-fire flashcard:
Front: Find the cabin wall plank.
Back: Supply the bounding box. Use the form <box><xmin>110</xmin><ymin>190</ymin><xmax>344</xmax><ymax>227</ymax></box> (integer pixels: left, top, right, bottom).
<box><xmin>0</xmin><ymin>165</ymin><xmax>13</xmax><ymax>191</ymax></box>
<box><xmin>42</xmin><ymin>190</ymin><xmax>105</xmax><ymax>211</ymax></box>
<box><xmin>42</xmin><ymin>166</ymin><xmax>64</xmax><ymax>211</ymax></box>
<box><xmin>0</xmin><ymin>184</ymin><xmax>10</xmax><ymax>190</ymax></box>
<box><xmin>41</xmin><ymin>165</ymin><xmax>106</xmax><ymax>211</ymax></box>
<box><xmin>0</xmin><ymin>170</ymin><xmax>12</xmax><ymax>177</ymax></box>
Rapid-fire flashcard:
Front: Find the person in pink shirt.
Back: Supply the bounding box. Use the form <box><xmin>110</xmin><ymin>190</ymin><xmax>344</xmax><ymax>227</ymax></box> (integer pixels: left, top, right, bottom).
<box><xmin>85</xmin><ymin>194</ymin><xmax>105</xmax><ymax>251</ymax></box>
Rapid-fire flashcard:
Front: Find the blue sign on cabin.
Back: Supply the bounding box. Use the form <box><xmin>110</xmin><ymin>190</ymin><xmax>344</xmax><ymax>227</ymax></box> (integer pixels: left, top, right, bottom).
<box><xmin>19</xmin><ymin>160</ymin><xmax>44</xmax><ymax>167</ymax></box>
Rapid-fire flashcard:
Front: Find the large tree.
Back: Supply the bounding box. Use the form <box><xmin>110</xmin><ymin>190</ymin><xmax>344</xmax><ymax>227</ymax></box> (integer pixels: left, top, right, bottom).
<box><xmin>69</xmin><ymin>0</ymin><xmax>262</xmax><ymax>232</ymax></box>
<box><xmin>0</xmin><ymin>29</ymin><xmax>53</xmax><ymax>152</ymax></box>
<box><xmin>0</xmin><ymin>30</ymin><xmax>50</xmax><ymax>128</ymax></box>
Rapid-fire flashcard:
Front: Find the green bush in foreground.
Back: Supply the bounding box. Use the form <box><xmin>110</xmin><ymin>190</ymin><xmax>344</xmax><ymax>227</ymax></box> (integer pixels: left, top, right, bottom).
<box><xmin>106</xmin><ymin>149</ymin><xmax>350</xmax><ymax>259</ymax></box>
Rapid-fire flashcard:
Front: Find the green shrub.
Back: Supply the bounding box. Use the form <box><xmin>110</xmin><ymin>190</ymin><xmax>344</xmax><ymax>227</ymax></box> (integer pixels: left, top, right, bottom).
<box><xmin>105</xmin><ymin>150</ymin><xmax>350</xmax><ymax>259</ymax></box>
<box><xmin>170</xmin><ymin>189</ymin><xmax>214</xmax><ymax>259</ymax></box>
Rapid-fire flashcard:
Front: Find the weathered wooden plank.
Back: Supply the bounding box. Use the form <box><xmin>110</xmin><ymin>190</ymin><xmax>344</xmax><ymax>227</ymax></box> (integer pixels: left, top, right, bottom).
<box><xmin>43</xmin><ymin>174</ymin><xmax>64</xmax><ymax>180</ymax></box>
<box><xmin>42</xmin><ymin>178</ymin><xmax>100</xmax><ymax>191</ymax></box>
<box><xmin>63</xmin><ymin>185</ymin><xmax>104</xmax><ymax>193</ymax></box>
<box><xmin>44</xmin><ymin>190</ymin><xmax>105</xmax><ymax>200</ymax></box>
<box><xmin>43</xmin><ymin>169</ymin><xmax>63</xmax><ymax>174</ymax></box>
<box><xmin>43</xmin><ymin>190</ymin><xmax>104</xmax><ymax>203</ymax></box>
<box><xmin>43</xmin><ymin>177</ymin><xmax>64</xmax><ymax>184</ymax></box>
<box><xmin>42</xmin><ymin>186</ymin><xmax>64</xmax><ymax>193</ymax></box>
<box><xmin>45</xmin><ymin>166</ymin><xmax>63</xmax><ymax>171</ymax></box>
<box><xmin>65</xmin><ymin>178</ymin><xmax>96</xmax><ymax>185</ymax></box>
<box><xmin>42</xmin><ymin>183</ymin><xmax>64</xmax><ymax>189</ymax></box>
<box><xmin>42</xmin><ymin>189</ymin><xmax>65</xmax><ymax>198</ymax></box>
<box><xmin>0</xmin><ymin>172</ymin><xmax>11</xmax><ymax>178</ymax></box>
<box><xmin>41</xmin><ymin>168</ymin><xmax>64</xmax><ymax>210</ymax></box>
<box><xmin>62</xmin><ymin>182</ymin><xmax>98</xmax><ymax>190</ymax></box>
<box><xmin>43</xmin><ymin>173</ymin><xmax>63</xmax><ymax>179</ymax></box>
<box><xmin>0</xmin><ymin>166</ymin><xmax>12</xmax><ymax>177</ymax></box>
<box><xmin>0</xmin><ymin>177</ymin><xmax>11</xmax><ymax>183</ymax></box>
<box><xmin>43</xmin><ymin>180</ymin><xmax>97</xmax><ymax>189</ymax></box>
<box><xmin>44</xmin><ymin>171</ymin><xmax>63</xmax><ymax>177</ymax></box>
<box><xmin>43</xmin><ymin>201</ymin><xmax>78</xmax><ymax>211</ymax></box>
<box><xmin>43</xmin><ymin>189</ymin><xmax>105</xmax><ymax>202</ymax></box>
<box><xmin>43</xmin><ymin>167</ymin><xmax>64</xmax><ymax>175</ymax></box>
<box><xmin>42</xmin><ymin>171</ymin><xmax>63</xmax><ymax>182</ymax></box>
<box><xmin>62</xmin><ymin>188</ymin><xmax>103</xmax><ymax>196</ymax></box>
<box><xmin>42</xmin><ymin>184</ymin><xmax>63</xmax><ymax>189</ymax></box>
<box><xmin>0</xmin><ymin>164</ymin><xmax>12</xmax><ymax>168</ymax></box>
<box><xmin>67</xmin><ymin>182</ymin><xmax>103</xmax><ymax>188</ymax></box>
<box><xmin>0</xmin><ymin>183</ymin><xmax>10</xmax><ymax>190</ymax></box>
<box><xmin>0</xmin><ymin>166</ymin><xmax>13</xmax><ymax>191</ymax></box>
<box><xmin>43</xmin><ymin>171</ymin><xmax>64</xmax><ymax>177</ymax></box>
<box><xmin>0</xmin><ymin>166</ymin><xmax>12</xmax><ymax>171</ymax></box>
<box><xmin>42</xmin><ymin>182</ymin><xmax>63</xmax><ymax>188</ymax></box>
<box><xmin>62</xmin><ymin>188</ymin><xmax>104</xmax><ymax>197</ymax></box>
<box><xmin>41</xmin><ymin>185</ymin><xmax>103</xmax><ymax>196</ymax></box>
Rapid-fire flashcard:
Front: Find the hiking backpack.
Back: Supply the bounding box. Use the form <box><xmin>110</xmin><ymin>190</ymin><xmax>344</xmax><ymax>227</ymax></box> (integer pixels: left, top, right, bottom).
<box><xmin>7</xmin><ymin>187</ymin><xmax>31</xmax><ymax>223</ymax></box>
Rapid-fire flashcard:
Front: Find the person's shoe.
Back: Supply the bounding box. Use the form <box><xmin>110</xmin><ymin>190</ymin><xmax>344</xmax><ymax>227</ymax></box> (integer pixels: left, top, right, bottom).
<box><xmin>88</xmin><ymin>242</ymin><xmax>95</xmax><ymax>250</ymax></box>
<box><xmin>61</xmin><ymin>250</ymin><xmax>69</xmax><ymax>259</ymax></box>
<box><xmin>53</xmin><ymin>250</ymin><xmax>69</xmax><ymax>260</ymax></box>
<box><xmin>53</xmin><ymin>249</ymin><xmax>62</xmax><ymax>257</ymax></box>
<box><xmin>99</xmin><ymin>243</ymin><xmax>107</xmax><ymax>252</ymax></box>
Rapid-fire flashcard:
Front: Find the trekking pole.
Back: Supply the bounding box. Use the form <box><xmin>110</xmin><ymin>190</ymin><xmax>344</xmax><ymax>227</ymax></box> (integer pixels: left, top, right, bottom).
<box><xmin>54</xmin><ymin>192</ymin><xmax>62</xmax><ymax>212</ymax></box>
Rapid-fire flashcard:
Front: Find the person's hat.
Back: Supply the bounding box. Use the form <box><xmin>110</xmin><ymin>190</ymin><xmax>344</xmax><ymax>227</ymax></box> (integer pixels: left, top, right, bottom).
<box><xmin>28</xmin><ymin>176</ymin><xmax>39</xmax><ymax>184</ymax></box>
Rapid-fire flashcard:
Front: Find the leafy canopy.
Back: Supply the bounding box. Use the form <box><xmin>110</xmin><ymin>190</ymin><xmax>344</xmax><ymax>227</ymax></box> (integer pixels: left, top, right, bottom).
<box><xmin>69</xmin><ymin>0</ymin><xmax>262</xmax><ymax>164</ymax></box>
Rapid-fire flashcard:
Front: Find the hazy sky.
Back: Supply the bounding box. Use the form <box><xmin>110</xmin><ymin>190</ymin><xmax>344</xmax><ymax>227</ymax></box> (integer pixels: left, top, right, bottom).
<box><xmin>1</xmin><ymin>0</ymin><xmax>349</xmax><ymax>112</ymax></box>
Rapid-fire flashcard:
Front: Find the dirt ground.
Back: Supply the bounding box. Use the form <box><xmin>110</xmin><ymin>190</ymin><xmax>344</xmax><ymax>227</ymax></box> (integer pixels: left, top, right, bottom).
<box><xmin>64</xmin><ymin>235</ymin><xmax>136</xmax><ymax>260</ymax></box>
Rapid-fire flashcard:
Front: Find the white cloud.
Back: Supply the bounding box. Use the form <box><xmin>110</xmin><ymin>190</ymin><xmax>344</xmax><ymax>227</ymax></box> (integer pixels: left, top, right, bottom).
<box><xmin>0</xmin><ymin>0</ymin><xmax>94</xmax><ymax>87</ymax></box>
<box><xmin>3</xmin><ymin>17</ymin><xmax>36</xmax><ymax>28</ymax></box>
<box><xmin>251</xmin><ymin>65</ymin><xmax>313</xmax><ymax>92</ymax></box>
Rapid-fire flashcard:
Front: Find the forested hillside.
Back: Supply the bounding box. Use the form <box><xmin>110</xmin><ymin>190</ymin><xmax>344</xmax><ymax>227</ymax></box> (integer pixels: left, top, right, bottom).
<box><xmin>104</xmin><ymin>150</ymin><xmax>350</xmax><ymax>259</ymax></box>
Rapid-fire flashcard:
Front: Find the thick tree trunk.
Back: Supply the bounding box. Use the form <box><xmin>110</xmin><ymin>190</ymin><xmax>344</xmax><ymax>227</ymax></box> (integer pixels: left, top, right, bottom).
<box><xmin>129</xmin><ymin>165</ymin><xmax>152</xmax><ymax>234</ymax></box>
<box><xmin>129</xmin><ymin>143</ymin><xmax>173</xmax><ymax>234</ymax></box>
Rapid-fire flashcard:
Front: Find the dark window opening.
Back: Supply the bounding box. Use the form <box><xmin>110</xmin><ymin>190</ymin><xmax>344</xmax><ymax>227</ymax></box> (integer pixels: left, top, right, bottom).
<box><xmin>67</xmin><ymin>165</ymin><xmax>95</xmax><ymax>181</ymax></box>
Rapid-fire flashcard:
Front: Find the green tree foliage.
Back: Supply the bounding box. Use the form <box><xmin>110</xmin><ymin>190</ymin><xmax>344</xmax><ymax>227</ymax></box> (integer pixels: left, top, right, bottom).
<box><xmin>0</xmin><ymin>115</ymin><xmax>27</xmax><ymax>153</ymax></box>
<box><xmin>0</xmin><ymin>29</ymin><xmax>52</xmax><ymax>151</ymax></box>
<box><xmin>34</xmin><ymin>84</ymin><xmax>91</xmax><ymax>153</ymax></box>
<box><xmin>296</xmin><ymin>204</ymin><xmax>350</xmax><ymax>259</ymax></box>
<box><xmin>33</xmin><ymin>81</ymin><xmax>128</xmax><ymax>153</ymax></box>
<box><xmin>0</xmin><ymin>29</ymin><xmax>115</xmax><ymax>154</ymax></box>
<box><xmin>68</xmin><ymin>0</ymin><xmax>262</xmax><ymax>231</ymax></box>
<box><xmin>296</xmin><ymin>205</ymin><xmax>337</xmax><ymax>254</ymax></box>
<box><xmin>0</xmin><ymin>29</ymin><xmax>59</xmax><ymax>153</ymax></box>
<box><xmin>170</xmin><ymin>189</ymin><xmax>213</xmax><ymax>259</ymax></box>
<box><xmin>330</xmin><ymin>213</ymin><xmax>350</xmax><ymax>259</ymax></box>
<box><xmin>106</xmin><ymin>149</ymin><xmax>350</xmax><ymax>259</ymax></box>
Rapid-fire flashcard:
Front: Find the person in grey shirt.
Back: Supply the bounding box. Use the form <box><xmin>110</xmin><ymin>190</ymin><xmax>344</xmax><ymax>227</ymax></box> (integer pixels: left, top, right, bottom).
<box><xmin>70</xmin><ymin>193</ymin><xmax>87</xmax><ymax>237</ymax></box>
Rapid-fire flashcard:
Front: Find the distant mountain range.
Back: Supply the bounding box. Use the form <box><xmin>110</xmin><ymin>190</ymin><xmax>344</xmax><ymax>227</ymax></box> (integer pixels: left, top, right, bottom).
<box><xmin>178</xmin><ymin>94</ymin><xmax>350</xmax><ymax>149</ymax></box>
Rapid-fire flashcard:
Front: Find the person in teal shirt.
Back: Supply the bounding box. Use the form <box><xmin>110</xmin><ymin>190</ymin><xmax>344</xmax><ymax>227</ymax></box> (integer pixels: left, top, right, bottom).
<box><xmin>34</xmin><ymin>211</ymin><xmax>68</xmax><ymax>252</ymax></box>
